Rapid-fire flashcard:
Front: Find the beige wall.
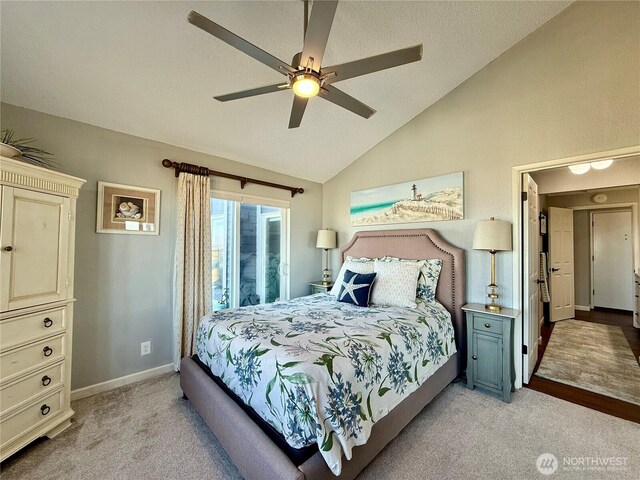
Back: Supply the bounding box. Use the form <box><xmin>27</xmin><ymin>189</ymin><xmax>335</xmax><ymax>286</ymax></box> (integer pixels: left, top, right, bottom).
<box><xmin>0</xmin><ymin>103</ymin><xmax>323</xmax><ymax>389</ymax></box>
<box><xmin>322</xmin><ymin>1</ymin><xmax>640</xmax><ymax>307</ymax></box>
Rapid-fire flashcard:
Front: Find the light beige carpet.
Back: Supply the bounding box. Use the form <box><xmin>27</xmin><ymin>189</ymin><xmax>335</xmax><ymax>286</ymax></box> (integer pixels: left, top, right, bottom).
<box><xmin>1</xmin><ymin>372</ymin><xmax>638</xmax><ymax>479</ymax></box>
<box><xmin>536</xmin><ymin>320</ymin><xmax>640</xmax><ymax>405</ymax></box>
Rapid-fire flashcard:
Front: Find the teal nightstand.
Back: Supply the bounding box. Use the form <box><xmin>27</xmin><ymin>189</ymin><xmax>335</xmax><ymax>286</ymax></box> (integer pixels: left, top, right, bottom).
<box><xmin>462</xmin><ymin>304</ymin><xmax>519</xmax><ymax>403</ymax></box>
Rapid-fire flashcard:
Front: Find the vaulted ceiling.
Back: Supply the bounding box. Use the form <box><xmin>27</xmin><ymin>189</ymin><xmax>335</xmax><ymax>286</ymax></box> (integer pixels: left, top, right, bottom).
<box><xmin>0</xmin><ymin>1</ymin><xmax>570</xmax><ymax>182</ymax></box>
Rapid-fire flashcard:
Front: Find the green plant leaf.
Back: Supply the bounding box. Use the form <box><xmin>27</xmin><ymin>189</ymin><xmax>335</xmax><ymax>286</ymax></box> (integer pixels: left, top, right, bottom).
<box><xmin>281</xmin><ymin>361</ymin><xmax>301</xmax><ymax>369</ymax></box>
<box><xmin>378</xmin><ymin>386</ymin><xmax>391</xmax><ymax>397</ymax></box>
<box><xmin>284</xmin><ymin>372</ymin><xmax>315</xmax><ymax>385</ymax></box>
<box><xmin>321</xmin><ymin>431</ymin><xmax>334</xmax><ymax>451</ymax></box>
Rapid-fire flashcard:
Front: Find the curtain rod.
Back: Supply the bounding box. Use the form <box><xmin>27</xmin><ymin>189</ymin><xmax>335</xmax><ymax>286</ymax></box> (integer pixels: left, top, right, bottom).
<box><xmin>161</xmin><ymin>159</ymin><xmax>304</xmax><ymax>198</ymax></box>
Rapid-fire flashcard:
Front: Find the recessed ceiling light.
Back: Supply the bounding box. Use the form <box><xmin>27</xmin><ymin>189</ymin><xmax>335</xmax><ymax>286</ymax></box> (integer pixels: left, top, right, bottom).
<box><xmin>590</xmin><ymin>159</ymin><xmax>614</xmax><ymax>170</ymax></box>
<box><xmin>568</xmin><ymin>163</ymin><xmax>591</xmax><ymax>174</ymax></box>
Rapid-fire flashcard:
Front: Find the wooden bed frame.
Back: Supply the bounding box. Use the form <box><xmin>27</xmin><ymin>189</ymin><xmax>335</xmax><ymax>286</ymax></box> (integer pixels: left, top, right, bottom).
<box><xmin>180</xmin><ymin>228</ymin><xmax>466</xmax><ymax>480</ymax></box>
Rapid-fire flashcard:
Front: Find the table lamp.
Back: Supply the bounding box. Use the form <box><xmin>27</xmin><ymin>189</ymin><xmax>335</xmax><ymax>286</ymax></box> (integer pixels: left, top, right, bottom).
<box><xmin>316</xmin><ymin>229</ymin><xmax>337</xmax><ymax>285</ymax></box>
<box><xmin>473</xmin><ymin>218</ymin><xmax>512</xmax><ymax>312</ymax></box>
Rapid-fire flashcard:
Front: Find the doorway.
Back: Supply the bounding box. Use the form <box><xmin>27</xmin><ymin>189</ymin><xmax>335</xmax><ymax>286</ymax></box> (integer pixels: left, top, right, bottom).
<box><xmin>514</xmin><ymin>151</ymin><xmax>640</xmax><ymax>422</ymax></box>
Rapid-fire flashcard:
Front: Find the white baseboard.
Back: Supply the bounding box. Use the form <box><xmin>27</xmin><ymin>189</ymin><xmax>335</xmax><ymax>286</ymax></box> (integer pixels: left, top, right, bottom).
<box><xmin>575</xmin><ymin>305</ymin><xmax>591</xmax><ymax>312</ymax></box>
<box><xmin>71</xmin><ymin>363</ymin><xmax>174</xmax><ymax>401</ymax></box>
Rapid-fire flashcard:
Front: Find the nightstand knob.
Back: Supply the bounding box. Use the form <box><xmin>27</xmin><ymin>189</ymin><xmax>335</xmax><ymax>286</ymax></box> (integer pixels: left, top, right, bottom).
<box><xmin>484</xmin><ymin>323</ymin><xmax>491</xmax><ymax>328</ymax></box>
<box><xmin>472</xmin><ymin>355</ymin><xmax>478</xmax><ymax>360</ymax></box>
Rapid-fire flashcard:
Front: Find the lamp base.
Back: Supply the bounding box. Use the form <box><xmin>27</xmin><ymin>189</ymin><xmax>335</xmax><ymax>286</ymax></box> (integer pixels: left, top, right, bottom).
<box><xmin>485</xmin><ymin>283</ymin><xmax>501</xmax><ymax>312</ymax></box>
<box><xmin>322</xmin><ymin>268</ymin><xmax>331</xmax><ymax>285</ymax></box>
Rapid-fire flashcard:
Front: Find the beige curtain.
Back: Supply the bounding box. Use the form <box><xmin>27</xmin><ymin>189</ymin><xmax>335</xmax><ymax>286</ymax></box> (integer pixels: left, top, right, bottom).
<box><xmin>173</xmin><ymin>172</ymin><xmax>212</xmax><ymax>369</ymax></box>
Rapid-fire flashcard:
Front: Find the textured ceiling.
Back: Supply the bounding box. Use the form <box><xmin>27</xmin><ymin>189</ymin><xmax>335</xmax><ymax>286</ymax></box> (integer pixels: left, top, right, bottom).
<box><xmin>0</xmin><ymin>1</ymin><xmax>570</xmax><ymax>182</ymax></box>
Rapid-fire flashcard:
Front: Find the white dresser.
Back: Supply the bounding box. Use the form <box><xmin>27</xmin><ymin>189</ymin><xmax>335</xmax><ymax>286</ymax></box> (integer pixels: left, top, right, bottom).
<box><xmin>0</xmin><ymin>156</ymin><xmax>85</xmax><ymax>461</ymax></box>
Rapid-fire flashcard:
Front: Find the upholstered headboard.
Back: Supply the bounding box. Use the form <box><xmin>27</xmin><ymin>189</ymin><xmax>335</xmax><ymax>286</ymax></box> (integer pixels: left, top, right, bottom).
<box><xmin>341</xmin><ymin>229</ymin><xmax>466</xmax><ymax>373</ymax></box>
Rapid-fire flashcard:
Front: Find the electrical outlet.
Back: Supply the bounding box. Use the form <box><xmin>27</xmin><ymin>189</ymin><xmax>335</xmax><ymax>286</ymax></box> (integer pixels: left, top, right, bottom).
<box><xmin>141</xmin><ymin>341</ymin><xmax>151</xmax><ymax>356</ymax></box>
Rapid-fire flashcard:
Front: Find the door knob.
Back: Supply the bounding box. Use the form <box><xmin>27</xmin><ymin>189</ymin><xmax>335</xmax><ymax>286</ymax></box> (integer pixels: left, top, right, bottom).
<box><xmin>472</xmin><ymin>355</ymin><xmax>478</xmax><ymax>360</ymax></box>
<box><xmin>2</xmin><ymin>246</ymin><xmax>13</xmax><ymax>252</ymax></box>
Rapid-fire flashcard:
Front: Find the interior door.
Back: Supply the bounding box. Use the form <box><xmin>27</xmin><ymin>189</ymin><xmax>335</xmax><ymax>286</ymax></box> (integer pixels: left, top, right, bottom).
<box><xmin>522</xmin><ymin>173</ymin><xmax>539</xmax><ymax>383</ymax></box>
<box><xmin>549</xmin><ymin>207</ymin><xmax>575</xmax><ymax>322</ymax></box>
<box><xmin>0</xmin><ymin>187</ymin><xmax>70</xmax><ymax>311</ymax></box>
<box><xmin>592</xmin><ymin>211</ymin><xmax>633</xmax><ymax>310</ymax></box>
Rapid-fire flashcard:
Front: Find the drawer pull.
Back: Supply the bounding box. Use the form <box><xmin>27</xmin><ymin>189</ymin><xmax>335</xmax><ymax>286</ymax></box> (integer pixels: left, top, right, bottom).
<box><xmin>42</xmin><ymin>375</ymin><xmax>52</xmax><ymax>387</ymax></box>
<box><xmin>43</xmin><ymin>317</ymin><xmax>53</xmax><ymax>328</ymax></box>
<box><xmin>472</xmin><ymin>355</ymin><xmax>478</xmax><ymax>360</ymax></box>
<box><xmin>3</xmin><ymin>246</ymin><xmax>13</xmax><ymax>252</ymax></box>
<box><xmin>484</xmin><ymin>323</ymin><xmax>491</xmax><ymax>328</ymax></box>
<box><xmin>41</xmin><ymin>404</ymin><xmax>51</xmax><ymax>416</ymax></box>
<box><xmin>43</xmin><ymin>346</ymin><xmax>53</xmax><ymax>357</ymax></box>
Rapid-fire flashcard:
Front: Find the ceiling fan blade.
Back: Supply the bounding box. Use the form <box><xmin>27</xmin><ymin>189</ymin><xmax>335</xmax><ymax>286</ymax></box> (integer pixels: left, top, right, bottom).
<box><xmin>214</xmin><ymin>83</ymin><xmax>289</xmax><ymax>102</ymax></box>
<box><xmin>188</xmin><ymin>11</ymin><xmax>294</xmax><ymax>75</ymax></box>
<box><xmin>320</xmin><ymin>85</ymin><xmax>376</xmax><ymax>119</ymax></box>
<box><xmin>299</xmin><ymin>0</ymin><xmax>338</xmax><ymax>70</ymax></box>
<box><xmin>322</xmin><ymin>45</ymin><xmax>422</xmax><ymax>83</ymax></box>
<box><xmin>288</xmin><ymin>96</ymin><xmax>309</xmax><ymax>129</ymax></box>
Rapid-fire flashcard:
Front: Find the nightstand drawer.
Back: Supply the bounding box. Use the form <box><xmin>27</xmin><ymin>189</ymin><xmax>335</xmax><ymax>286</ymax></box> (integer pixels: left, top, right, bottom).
<box><xmin>473</xmin><ymin>315</ymin><xmax>502</xmax><ymax>335</ymax></box>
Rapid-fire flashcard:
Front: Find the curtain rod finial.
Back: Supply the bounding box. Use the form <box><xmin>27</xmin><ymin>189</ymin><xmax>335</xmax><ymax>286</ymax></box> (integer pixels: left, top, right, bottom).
<box><xmin>162</xmin><ymin>158</ymin><xmax>175</xmax><ymax>168</ymax></box>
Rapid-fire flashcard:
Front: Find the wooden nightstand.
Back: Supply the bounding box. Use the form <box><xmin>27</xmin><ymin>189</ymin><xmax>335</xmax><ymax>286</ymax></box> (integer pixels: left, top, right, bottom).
<box><xmin>462</xmin><ymin>304</ymin><xmax>519</xmax><ymax>403</ymax></box>
<box><xmin>309</xmin><ymin>281</ymin><xmax>333</xmax><ymax>294</ymax></box>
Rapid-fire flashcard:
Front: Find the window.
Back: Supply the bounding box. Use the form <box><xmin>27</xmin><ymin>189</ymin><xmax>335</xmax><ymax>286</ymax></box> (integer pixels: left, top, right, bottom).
<box><xmin>211</xmin><ymin>192</ymin><xmax>289</xmax><ymax>310</ymax></box>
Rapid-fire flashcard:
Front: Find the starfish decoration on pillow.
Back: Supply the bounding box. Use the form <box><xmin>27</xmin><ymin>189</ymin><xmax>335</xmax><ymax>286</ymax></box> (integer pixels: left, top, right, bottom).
<box><xmin>339</xmin><ymin>275</ymin><xmax>370</xmax><ymax>305</ymax></box>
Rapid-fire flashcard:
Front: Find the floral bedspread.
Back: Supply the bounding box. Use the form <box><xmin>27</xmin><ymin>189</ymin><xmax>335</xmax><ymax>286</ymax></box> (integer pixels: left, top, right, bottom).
<box><xmin>195</xmin><ymin>293</ymin><xmax>456</xmax><ymax>475</ymax></box>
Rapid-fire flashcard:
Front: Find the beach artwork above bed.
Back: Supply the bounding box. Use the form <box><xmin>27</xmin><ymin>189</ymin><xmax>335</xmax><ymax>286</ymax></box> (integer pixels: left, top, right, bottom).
<box><xmin>350</xmin><ymin>172</ymin><xmax>464</xmax><ymax>226</ymax></box>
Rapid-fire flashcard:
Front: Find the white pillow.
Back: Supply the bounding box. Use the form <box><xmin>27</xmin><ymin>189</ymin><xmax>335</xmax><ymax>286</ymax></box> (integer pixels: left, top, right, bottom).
<box><xmin>329</xmin><ymin>258</ymin><xmax>375</xmax><ymax>296</ymax></box>
<box><xmin>370</xmin><ymin>260</ymin><xmax>421</xmax><ymax>308</ymax></box>
<box><xmin>381</xmin><ymin>257</ymin><xmax>443</xmax><ymax>304</ymax></box>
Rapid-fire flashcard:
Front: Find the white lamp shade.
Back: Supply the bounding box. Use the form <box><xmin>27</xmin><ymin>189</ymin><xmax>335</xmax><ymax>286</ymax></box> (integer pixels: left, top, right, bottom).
<box><xmin>316</xmin><ymin>229</ymin><xmax>337</xmax><ymax>249</ymax></box>
<box><xmin>473</xmin><ymin>218</ymin><xmax>512</xmax><ymax>251</ymax></box>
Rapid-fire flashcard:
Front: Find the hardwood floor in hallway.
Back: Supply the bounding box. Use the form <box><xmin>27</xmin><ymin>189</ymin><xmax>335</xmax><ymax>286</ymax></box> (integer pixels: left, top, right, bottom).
<box><xmin>526</xmin><ymin>308</ymin><xmax>640</xmax><ymax>424</ymax></box>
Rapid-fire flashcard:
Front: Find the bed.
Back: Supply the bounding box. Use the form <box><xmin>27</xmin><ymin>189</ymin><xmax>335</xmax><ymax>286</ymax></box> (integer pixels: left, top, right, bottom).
<box><xmin>180</xmin><ymin>228</ymin><xmax>466</xmax><ymax>480</ymax></box>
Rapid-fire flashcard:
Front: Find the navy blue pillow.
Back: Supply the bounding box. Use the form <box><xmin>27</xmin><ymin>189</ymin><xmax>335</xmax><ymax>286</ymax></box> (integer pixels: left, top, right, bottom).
<box><xmin>337</xmin><ymin>270</ymin><xmax>377</xmax><ymax>307</ymax></box>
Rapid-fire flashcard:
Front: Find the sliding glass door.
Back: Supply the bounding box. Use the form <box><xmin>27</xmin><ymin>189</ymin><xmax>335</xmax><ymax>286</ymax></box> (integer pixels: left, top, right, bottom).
<box><xmin>211</xmin><ymin>195</ymin><xmax>289</xmax><ymax>310</ymax></box>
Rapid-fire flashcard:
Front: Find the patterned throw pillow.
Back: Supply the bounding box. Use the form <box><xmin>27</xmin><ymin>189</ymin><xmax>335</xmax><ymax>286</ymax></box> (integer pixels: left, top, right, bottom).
<box><xmin>329</xmin><ymin>258</ymin><xmax>376</xmax><ymax>296</ymax></box>
<box><xmin>337</xmin><ymin>270</ymin><xmax>377</xmax><ymax>307</ymax></box>
<box><xmin>382</xmin><ymin>257</ymin><xmax>443</xmax><ymax>304</ymax></box>
<box><xmin>370</xmin><ymin>260</ymin><xmax>422</xmax><ymax>308</ymax></box>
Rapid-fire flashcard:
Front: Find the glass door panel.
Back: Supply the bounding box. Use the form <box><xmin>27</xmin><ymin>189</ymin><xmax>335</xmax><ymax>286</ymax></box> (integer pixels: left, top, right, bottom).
<box><xmin>211</xmin><ymin>197</ymin><xmax>286</xmax><ymax>309</ymax></box>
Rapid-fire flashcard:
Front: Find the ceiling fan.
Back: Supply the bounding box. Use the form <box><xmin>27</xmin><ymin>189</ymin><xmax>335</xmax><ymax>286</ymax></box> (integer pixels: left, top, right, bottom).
<box><xmin>188</xmin><ymin>0</ymin><xmax>423</xmax><ymax>128</ymax></box>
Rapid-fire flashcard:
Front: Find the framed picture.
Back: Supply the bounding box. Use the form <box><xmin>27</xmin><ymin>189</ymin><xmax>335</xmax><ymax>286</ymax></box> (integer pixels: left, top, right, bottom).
<box><xmin>97</xmin><ymin>182</ymin><xmax>160</xmax><ymax>235</ymax></box>
<box><xmin>350</xmin><ymin>172</ymin><xmax>464</xmax><ymax>226</ymax></box>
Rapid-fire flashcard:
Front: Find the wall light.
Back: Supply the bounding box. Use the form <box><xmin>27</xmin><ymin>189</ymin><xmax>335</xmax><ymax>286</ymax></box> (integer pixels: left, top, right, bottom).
<box><xmin>568</xmin><ymin>159</ymin><xmax>615</xmax><ymax>175</ymax></box>
<box><xmin>568</xmin><ymin>163</ymin><xmax>591</xmax><ymax>175</ymax></box>
<box><xmin>590</xmin><ymin>159</ymin><xmax>614</xmax><ymax>170</ymax></box>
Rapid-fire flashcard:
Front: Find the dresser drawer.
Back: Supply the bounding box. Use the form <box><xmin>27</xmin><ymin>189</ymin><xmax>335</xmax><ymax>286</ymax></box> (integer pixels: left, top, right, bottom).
<box><xmin>473</xmin><ymin>315</ymin><xmax>503</xmax><ymax>335</ymax></box>
<box><xmin>0</xmin><ymin>389</ymin><xmax>63</xmax><ymax>446</ymax></box>
<box><xmin>0</xmin><ymin>307</ymin><xmax>66</xmax><ymax>352</ymax></box>
<box><xmin>1</xmin><ymin>362</ymin><xmax>63</xmax><ymax>415</ymax></box>
<box><xmin>0</xmin><ymin>335</ymin><xmax>64</xmax><ymax>381</ymax></box>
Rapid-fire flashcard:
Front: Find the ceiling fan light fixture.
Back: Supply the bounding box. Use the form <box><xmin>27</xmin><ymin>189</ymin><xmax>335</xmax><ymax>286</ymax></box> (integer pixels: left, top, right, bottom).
<box><xmin>568</xmin><ymin>163</ymin><xmax>591</xmax><ymax>175</ymax></box>
<box><xmin>292</xmin><ymin>74</ymin><xmax>320</xmax><ymax>98</ymax></box>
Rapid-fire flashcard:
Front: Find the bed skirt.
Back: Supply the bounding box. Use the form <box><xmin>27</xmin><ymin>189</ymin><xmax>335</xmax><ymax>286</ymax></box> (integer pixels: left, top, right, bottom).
<box><xmin>180</xmin><ymin>352</ymin><xmax>459</xmax><ymax>480</ymax></box>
